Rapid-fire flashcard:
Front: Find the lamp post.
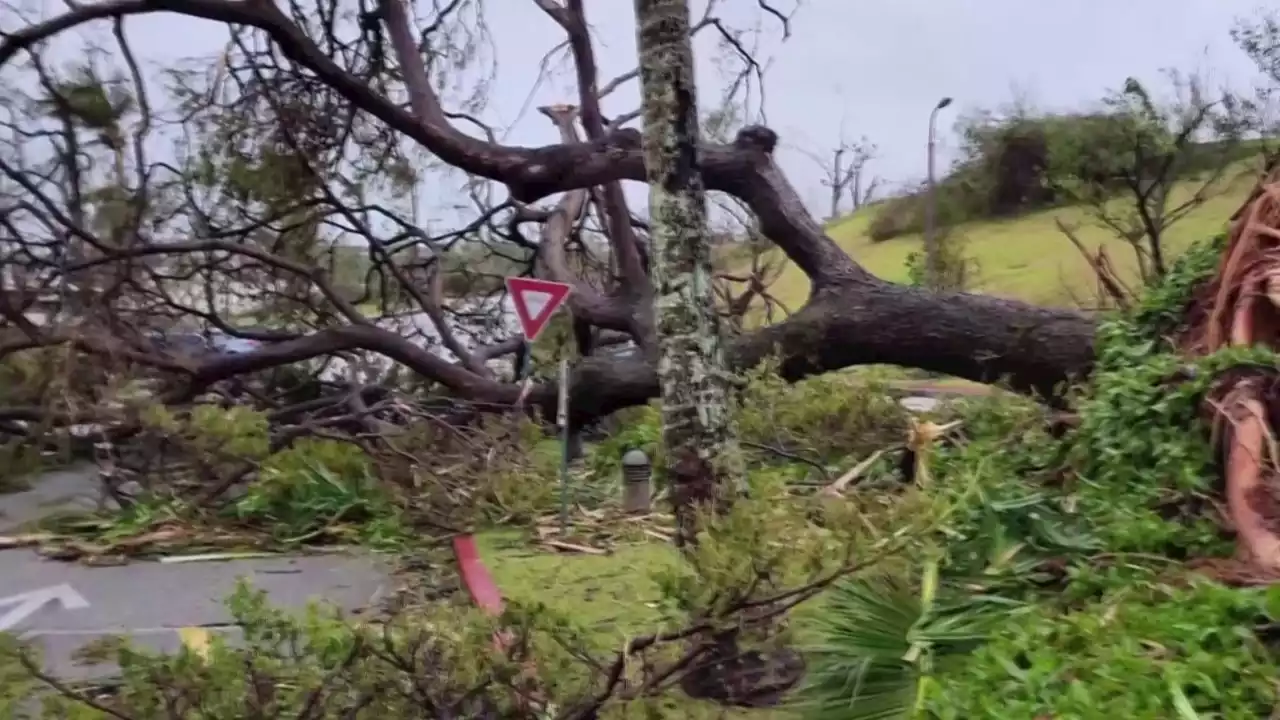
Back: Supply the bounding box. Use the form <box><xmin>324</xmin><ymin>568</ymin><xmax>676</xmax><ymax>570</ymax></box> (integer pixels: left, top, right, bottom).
<box><xmin>924</xmin><ymin>96</ymin><xmax>953</xmax><ymax>290</ymax></box>
<box><xmin>621</xmin><ymin>448</ymin><xmax>652</xmax><ymax>513</ymax></box>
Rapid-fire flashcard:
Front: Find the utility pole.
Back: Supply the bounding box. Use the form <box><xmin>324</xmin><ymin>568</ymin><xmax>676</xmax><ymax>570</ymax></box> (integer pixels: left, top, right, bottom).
<box><xmin>924</xmin><ymin>96</ymin><xmax>953</xmax><ymax>290</ymax></box>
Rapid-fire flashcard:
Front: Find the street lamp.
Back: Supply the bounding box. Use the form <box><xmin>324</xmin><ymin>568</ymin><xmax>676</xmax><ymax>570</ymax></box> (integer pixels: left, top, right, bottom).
<box><xmin>924</xmin><ymin>96</ymin><xmax>953</xmax><ymax>290</ymax></box>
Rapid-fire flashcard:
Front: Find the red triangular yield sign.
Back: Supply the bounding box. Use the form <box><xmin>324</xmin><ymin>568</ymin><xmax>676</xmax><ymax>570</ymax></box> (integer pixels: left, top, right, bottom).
<box><xmin>506</xmin><ymin>276</ymin><xmax>572</xmax><ymax>341</ymax></box>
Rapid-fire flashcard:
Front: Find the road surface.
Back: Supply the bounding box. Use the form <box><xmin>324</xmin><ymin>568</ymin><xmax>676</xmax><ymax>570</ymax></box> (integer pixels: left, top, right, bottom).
<box><xmin>0</xmin><ymin>390</ymin><xmax>964</xmax><ymax>682</ymax></box>
<box><xmin>0</xmin><ymin>465</ymin><xmax>392</xmax><ymax>681</ymax></box>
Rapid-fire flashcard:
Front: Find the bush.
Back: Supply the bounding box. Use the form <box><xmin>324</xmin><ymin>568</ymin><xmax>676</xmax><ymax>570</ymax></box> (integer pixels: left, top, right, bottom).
<box><xmin>866</xmin><ymin>104</ymin><xmax>1255</xmax><ymax>243</ymax></box>
<box><xmin>3</xmin><ymin>580</ymin><xmax>596</xmax><ymax>719</ymax></box>
<box><xmin>866</xmin><ymin>193</ymin><xmax>921</xmax><ymax>242</ymax></box>
<box><xmin>932</xmin><ymin>580</ymin><xmax>1280</xmax><ymax>718</ymax></box>
<box><xmin>798</xmin><ymin>235</ymin><xmax>1280</xmax><ymax>719</ymax></box>
<box><xmin>866</xmin><ymin>183</ymin><xmax>975</xmax><ymax>243</ymax></box>
<box><xmin>736</xmin><ymin>364</ymin><xmax>907</xmax><ymax>465</ymax></box>
<box><xmin>903</xmin><ymin>227</ymin><xmax>980</xmax><ymax>292</ymax></box>
<box><xmin>230</xmin><ymin>438</ymin><xmax>403</xmax><ymax>546</ymax></box>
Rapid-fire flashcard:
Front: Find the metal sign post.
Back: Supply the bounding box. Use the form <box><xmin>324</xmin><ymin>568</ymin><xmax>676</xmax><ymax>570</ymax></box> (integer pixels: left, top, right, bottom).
<box><xmin>505</xmin><ymin>276</ymin><xmax>575</xmax><ymax>535</ymax></box>
<box><xmin>557</xmin><ymin>357</ymin><xmax>571</xmax><ymax>534</ymax></box>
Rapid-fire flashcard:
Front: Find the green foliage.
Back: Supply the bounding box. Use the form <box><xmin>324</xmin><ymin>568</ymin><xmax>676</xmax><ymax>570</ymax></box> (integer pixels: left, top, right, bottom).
<box><xmin>7</xmin><ymin>580</ymin><xmax>595</xmax><ymax>719</ymax></box>
<box><xmin>0</xmin><ymin>350</ymin><xmax>105</xmax><ymax>489</ymax></box>
<box><xmin>587</xmin><ymin>365</ymin><xmax>909</xmax><ymax>490</ymax></box>
<box><xmin>379</xmin><ymin>415</ymin><xmax>563</xmax><ymax>524</ymax></box>
<box><xmin>587</xmin><ymin>403</ymin><xmax>663</xmax><ymax>480</ymax></box>
<box><xmin>867</xmin><ymin>101</ymin><xmax>1255</xmax><ymax>243</ymax></box>
<box><xmin>735</xmin><ymin>363</ymin><xmax>907</xmax><ymax>464</ymax></box>
<box><xmin>1068</xmin><ymin>234</ymin><xmax>1252</xmax><ymax>557</ymax></box>
<box><xmin>0</xmin><ymin>634</ymin><xmax>38</xmax><ymax>718</ymax></box>
<box><xmin>232</xmin><ymin>439</ymin><xmax>403</xmax><ymax>546</ymax></box>
<box><xmin>803</xmin><ymin>235</ymin><xmax>1280</xmax><ymax>719</ymax></box>
<box><xmin>798</xmin><ymin>567</ymin><xmax>1024</xmax><ymax>720</ymax></box>
<box><xmin>653</xmin><ymin>470</ymin><xmax>845</xmax><ymax>618</ymax></box>
<box><xmin>902</xmin><ymin>231</ymin><xmax>979</xmax><ymax>292</ymax></box>
<box><xmin>39</xmin><ymin>64</ymin><xmax>135</xmax><ymax>145</ymax></box>
<box><xmin>140</xmin><ymin>403</ymin><xmax>271</xmax><ymax>462</ymax></box>
<box><xmin>931</xmin><ymin>580</ymin><xmax>1280</xmax><ymax>718</ymax></box>
<box><xmin>1129</xmin><ymin>232</ymin><xmax>1228</xmax><ymax>338</ymax></box>
<box><xmin>473</xmin><ymin>420</ymin><xmax>563</xmax><ymax>521</ymax></box>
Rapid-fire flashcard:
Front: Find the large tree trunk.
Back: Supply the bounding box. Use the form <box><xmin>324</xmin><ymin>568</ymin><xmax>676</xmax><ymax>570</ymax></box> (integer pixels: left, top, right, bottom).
<box><xmin>154</xmin><ymin>276</ymin><xmax>1098</xmax><ymax>429</ymax></box>
<box><xmin>0</xmin><ymin>0</ymin><xmax>1103</xmax><ymax>431</ymax></box>
<box><xmin>550</xmin><ymin>281</ymin><xmax>1098</xmax><ymax>425</ymax></box>
<box><xmin>635</xmin><ymin>0</ymin><xmax>741</xmax><ymax>549</ymax></box>
<box><xmin>633</xmin><ymin>0</ymin><xmax>804</xmax><ymax>707</ymax></box>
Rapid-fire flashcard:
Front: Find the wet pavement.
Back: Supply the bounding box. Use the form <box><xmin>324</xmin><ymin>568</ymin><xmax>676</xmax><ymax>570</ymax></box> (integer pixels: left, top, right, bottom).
<box><xmin>0</xmin><ymin>465</ymin><xmax>391</xmax><ymax>680</ymax></box>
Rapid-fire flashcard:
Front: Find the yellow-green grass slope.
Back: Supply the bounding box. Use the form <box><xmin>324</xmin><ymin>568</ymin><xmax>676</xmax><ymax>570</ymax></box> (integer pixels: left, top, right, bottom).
<box><xmin>758</xmin><ymin>167</ymin><xmax>1260</xmax><ymax>311</ymax></box>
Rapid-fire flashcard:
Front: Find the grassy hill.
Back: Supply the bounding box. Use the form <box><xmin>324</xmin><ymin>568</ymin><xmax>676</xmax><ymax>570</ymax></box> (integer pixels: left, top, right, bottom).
<box><xmin>750</xmin><ymin>167</ymin><xmax>1260</xmax><ymax>311</ymax></box>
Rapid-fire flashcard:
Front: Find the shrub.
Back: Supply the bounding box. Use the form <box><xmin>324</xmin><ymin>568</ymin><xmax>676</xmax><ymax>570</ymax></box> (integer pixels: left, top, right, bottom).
<box><xmin>867</xmin><ymin>193</ymin><xmax>922</xmax><ymax>243</ymax></box>
<box><xmin>866</xmin><ymin>104</ymin><xmax>1253</xmax><ymax>242</ymax></box>
<box><xmin>736</xmin><ymin>363</ymin><xmax>908</xmax><ymax>464</ymax></box>
<box><xmin>932</xmin><ymin>579</ymin><xmax>1280</xmax><ymax>719</ymax></box>
<box><xmin>903</xmin><ymin>227</ymin><xmax>980</xmax><ymax>292</ymax></box>
<box><xmin>866</xmin><ymin>183</ymin><xmax>975</xmax><ymax>243</ymax></box>
<box><xmin>230</xmin><ymin>438</ymin><xmax>403</xmax><ymax>546</ymax></box>
<box><xmin>3</xmin><ymin>580</ymin><xmax>594</xmax><ymax>719</ymax></box>
<box><xmin>799</xmin><ymin>235</ymin><xmax>1280</xmax><ymax>718</ymax></box>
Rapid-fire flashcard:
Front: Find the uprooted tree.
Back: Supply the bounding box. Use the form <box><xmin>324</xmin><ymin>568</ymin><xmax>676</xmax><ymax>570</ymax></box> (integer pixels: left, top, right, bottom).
<box><xmin>5</xmin><ymin>0</ymin><xmax>1280</xmax><ymax>578</ymax></box>
<box><xmin>15</xmin><ymin>2</ymin><xmax>1280</xmax><ymax>717</ymax></box>
<box><xmin>0</xmin><ymin>0</ymin><xmax>1098</xmax><ymax>427</ymax></box>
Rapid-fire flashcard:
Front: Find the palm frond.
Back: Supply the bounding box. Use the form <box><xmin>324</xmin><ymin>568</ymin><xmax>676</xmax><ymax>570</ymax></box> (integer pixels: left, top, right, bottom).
<box><xmin>795</xmin><ymin>572</ymin><xmax>1020</xmax><ymax>720</ymax></box>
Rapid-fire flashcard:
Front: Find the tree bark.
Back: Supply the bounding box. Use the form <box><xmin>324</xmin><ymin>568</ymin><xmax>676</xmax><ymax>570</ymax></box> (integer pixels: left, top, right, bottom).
<box><xmin>635</xmin><ymin>0</ymin><xmax>742</xmax><ymax>549</ymax></box>
<box><xmin>0</xmin><ymin>0</ymin><xmax>1103</xmax><ymax>429</ymax></box>
<box><xmin>630</xmin><ymin>1</ymin><xmax>805</xmax><ymax>707</ymax></box>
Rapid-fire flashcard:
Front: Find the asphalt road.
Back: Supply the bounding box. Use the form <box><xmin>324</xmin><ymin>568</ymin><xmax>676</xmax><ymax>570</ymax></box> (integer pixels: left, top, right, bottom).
<box><xmin>0</xmin><ymin>465</ymin><xmax>392</xmax><ymax>682</ymax></box>
<box><xmin>0</xmin><ymin>392</ymin><xmax>952</xmax><ymax>685</ymax></box>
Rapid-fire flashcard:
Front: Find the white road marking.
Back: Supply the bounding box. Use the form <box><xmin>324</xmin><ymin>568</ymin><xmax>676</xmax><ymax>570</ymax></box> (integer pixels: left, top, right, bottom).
<box><xmin>0</xmin><ymin>584</ymin><xmax>89</xmax><ymax>632</ymax></box>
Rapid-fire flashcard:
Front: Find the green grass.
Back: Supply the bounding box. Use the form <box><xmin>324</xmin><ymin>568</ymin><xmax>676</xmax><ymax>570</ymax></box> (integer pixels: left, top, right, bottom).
<box><xmin>755</xmin><ymin>167</ymin><xmax>1259</xmax><ymax>311</ymax></box>
<box><xmin>479</xmin><ymin>530</ymin><xmax>802</xmax><ymax>718</ymax></box>
<box><xmin>478</xmin><ymin>529</ymin><xmax>681</xmax><ymax>638</ymax></box>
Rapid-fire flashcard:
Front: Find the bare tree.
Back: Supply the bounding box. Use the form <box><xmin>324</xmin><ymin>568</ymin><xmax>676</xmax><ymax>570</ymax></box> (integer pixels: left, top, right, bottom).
<box><xmin>1054</xmin><ymin>69</ymin><xmax>1253</xmax><ymax>305</ymax></box>
<box><xmin>798</xmin><ymin>132</ymin><xmax>879</xmax><ymax>221</ymax></box>
<box><xmin>1233</xmin><ymin>8</ymin><xmax>1280</xmax><ymax>160</ymax></box>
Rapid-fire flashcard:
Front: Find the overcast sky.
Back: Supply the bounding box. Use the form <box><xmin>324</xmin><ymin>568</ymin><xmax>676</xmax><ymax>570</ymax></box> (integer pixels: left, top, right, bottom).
<box><xmin>15</xmin><ymin>0</ymin><xmax>1274</xmax><ymax>223</ymax></box>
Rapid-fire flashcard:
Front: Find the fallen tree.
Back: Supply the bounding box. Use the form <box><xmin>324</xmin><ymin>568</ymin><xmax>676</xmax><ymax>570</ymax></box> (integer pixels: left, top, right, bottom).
<box><xmin>1183</xmin><ymin>169</ymin><xmax>1280</xmax><ymax>572</ymax></box>
<box><xmin>0</xmin><ymin>0</ymin><xmax>1099</xmax><ymax>433</ymax></box>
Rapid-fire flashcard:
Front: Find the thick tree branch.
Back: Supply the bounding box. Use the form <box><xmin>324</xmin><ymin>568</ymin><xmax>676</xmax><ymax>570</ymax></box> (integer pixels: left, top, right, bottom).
<box><xmin>0</xmin><ymin>0</ymin><xmax>1101</xmax><ymax>427</ymax></box>
<box><xmin>532</xmin><ymin>105</ymin><xmax>636</xmax><ymax>332</ymax></box>
<box><xmin>535</xmin><ymin>0</ymin><xmax>649</xmax><ymax>293</ymax></box>
<box><xmin>1</xmin><ymin>0</ymin><xmax>855</xmax><ymax>287</ymax></box>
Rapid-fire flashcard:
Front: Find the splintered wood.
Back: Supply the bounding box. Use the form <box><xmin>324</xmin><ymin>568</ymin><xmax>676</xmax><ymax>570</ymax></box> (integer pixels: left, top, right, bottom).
<box><xmin>532</xmin><ymin>506</ymin><xmax>676</xmax><ymax>555</ymax></box>
<box><xmin>1186</xmin><ymin>166</ymin><xmax>1280</xmax><ymax>578</ymax></box>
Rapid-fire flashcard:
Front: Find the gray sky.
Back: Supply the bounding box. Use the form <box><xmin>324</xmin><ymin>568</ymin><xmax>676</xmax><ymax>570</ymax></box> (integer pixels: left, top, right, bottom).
<box><xmin>17</xmin><ymin>0</ymin><xmax>1274</xmax><ymax>222</ymax></box>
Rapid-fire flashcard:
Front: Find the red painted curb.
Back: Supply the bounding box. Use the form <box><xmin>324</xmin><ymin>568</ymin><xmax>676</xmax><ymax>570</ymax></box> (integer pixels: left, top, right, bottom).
<box><xmin>452</xmin><ymin>534</ymin><xmax>504</xmax><ymax>615</ymax></box>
